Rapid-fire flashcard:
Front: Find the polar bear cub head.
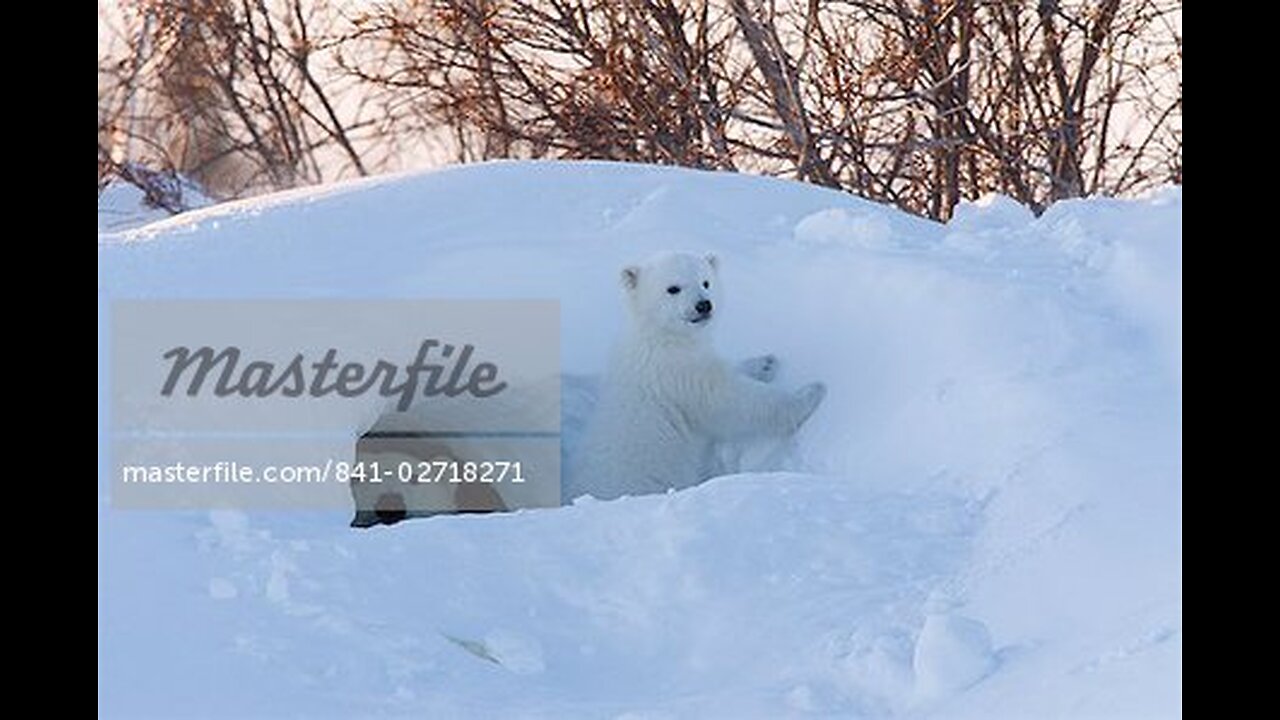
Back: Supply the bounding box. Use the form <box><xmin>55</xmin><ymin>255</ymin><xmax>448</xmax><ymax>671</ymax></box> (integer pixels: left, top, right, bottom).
<box><xmin>620</xmin><ymin>251</ymin><xmax>720</xmax><ymax>337</ymax></box>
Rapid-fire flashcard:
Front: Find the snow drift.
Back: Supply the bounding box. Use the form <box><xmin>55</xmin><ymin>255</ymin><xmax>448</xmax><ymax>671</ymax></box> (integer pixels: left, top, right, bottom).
<box><xmin>98</xmin><ymin>161</ymin><xmax>1181</xmax><ymax>718</ymax></box>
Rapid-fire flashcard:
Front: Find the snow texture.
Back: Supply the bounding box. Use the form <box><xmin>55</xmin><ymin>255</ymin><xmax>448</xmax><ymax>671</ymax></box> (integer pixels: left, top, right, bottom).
<box><xmin>98</xmin><ymin>161</ymin><xmax>1182</xmax><ymax>718</ymax></box>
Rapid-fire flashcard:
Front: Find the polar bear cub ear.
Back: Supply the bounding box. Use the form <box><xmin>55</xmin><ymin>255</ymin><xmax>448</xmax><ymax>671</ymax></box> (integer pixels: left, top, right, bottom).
<box><xmin>621</xmin><ymin>265</ymin><xmax>641</xmax><ymax>290</ymax></box>
<box><xmin>704</xmin><ymin>252</ymin><xmax>719</xmax><ymax>271</ymax></box>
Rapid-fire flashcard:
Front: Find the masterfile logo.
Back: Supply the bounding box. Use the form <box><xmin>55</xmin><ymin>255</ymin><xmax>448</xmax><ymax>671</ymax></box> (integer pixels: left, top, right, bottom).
<box><xmin>160</xmin><ymin>339</ymin><xmax>508</xmax><ymax>410</ymax></box>
<box><xmin>108</xmin><ymin>299</ymin><xmax>560</xmax><ymax>513</ymax></box>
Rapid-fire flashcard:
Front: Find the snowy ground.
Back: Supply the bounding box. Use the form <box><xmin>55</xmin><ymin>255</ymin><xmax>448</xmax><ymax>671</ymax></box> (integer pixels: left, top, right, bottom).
<box><xmin>98</xmin><ymin>161</ymin><xmax>1181</xmax><ymax>718</ymax></box>
<box><xmin>97</xmin><ymin>176</ymin><xmax>210</xmax><ymax>232</ymax></box>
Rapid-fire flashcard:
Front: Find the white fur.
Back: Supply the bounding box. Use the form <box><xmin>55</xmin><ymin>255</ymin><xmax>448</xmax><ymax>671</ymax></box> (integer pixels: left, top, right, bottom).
<box><xmin>568</xmin><ymin>251</ymin><xmax>826</xmax><ymax>501</ymax></box>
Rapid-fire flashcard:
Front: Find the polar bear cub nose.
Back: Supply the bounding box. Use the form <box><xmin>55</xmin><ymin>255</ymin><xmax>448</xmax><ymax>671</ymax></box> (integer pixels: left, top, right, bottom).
<box><xmin>695</xmin><ymin>299</ymin><xmax>712</xmax><ymax>315</ymax></box>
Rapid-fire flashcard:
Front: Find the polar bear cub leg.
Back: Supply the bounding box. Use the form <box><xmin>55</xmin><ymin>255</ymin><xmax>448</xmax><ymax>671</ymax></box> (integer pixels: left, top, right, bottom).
<box><xmin>700</xmin><ymin>370</ymin><xmax>826</xmax><ymax>442</ymax></box>
<box><xmin>738</xmin><ymin>354</ymin><xmax>779</xmax><ymax>383</ymax></box>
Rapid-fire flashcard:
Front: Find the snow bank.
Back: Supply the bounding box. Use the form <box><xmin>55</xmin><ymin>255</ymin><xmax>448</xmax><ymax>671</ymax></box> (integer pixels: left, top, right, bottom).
<box><xmin>98</xmin><ymin>161</ymin><xmax>1181</xmax><ymax>717</ymax></box>
<box><xmin>97</xmin><ymin>175</ymin><xmax>211</xmax><ymax>232</ymax></box>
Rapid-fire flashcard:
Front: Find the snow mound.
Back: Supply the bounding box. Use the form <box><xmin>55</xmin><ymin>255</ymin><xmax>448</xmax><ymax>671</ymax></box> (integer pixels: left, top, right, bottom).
<box><xmin>912</xmin><ymin>612</ymin><xmax>996</xmax><ymax>702</ymax></box>
<box><xmin>97</xmin><ymin>175</ymin><xmax>211</xmax><ymax>232</ymax></box>
<box><xmin>98</xmin><ymin>161</ymin><xmax>1181</xmax><ymax>718</ymax></box>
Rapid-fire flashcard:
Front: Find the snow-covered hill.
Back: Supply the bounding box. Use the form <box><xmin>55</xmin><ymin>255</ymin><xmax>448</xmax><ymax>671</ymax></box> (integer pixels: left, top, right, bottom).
<box><xmin>98</xmin><ymin>161</ymin><xmax>1181</xmax><ymax>718</ymax></box>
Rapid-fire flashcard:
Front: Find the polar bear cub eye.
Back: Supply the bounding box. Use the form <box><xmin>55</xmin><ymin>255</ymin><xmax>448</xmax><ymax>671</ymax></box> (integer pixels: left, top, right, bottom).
<box><xmin>667</xmin><ymin>285</ymin><xmax>681</xmax><ymax>295</ymax></box>
<box><xmin>702</xmin><ymin>281</ymin><xmax>710</xmax><ymax>289</ymax></box>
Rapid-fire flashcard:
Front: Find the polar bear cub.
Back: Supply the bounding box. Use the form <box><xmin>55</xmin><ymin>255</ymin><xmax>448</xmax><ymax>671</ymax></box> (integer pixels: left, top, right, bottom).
<box><xmin>568</xmin><ymin>251</ymin><xmax>826</xmax><ymax>501</ymax></box>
